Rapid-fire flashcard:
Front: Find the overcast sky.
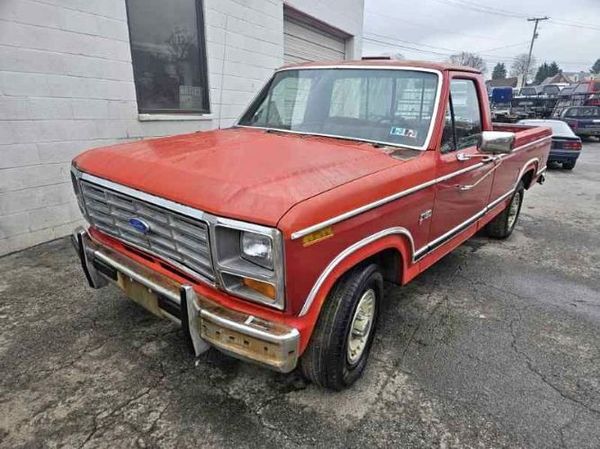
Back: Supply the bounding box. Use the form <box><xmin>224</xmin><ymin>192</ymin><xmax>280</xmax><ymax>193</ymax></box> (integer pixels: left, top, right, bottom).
<box><xmin>362</xmin><ymin>0</ymin><xmax>600</xmax><ymax>76</ymax></box>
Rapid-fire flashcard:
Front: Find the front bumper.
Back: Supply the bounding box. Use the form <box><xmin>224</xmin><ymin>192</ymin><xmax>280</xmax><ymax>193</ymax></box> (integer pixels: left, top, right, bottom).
<box><xmin>72</xmin><ymin>227</ymin><xmax>299</xmax><ymax>373</ymax></box>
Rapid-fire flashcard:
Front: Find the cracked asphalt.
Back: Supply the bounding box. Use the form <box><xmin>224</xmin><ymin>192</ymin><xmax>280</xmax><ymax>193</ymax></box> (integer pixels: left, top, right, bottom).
<box><xmin>1</xmin><ymin>142</ymin><xmax>599</xmax><ymax>449</ymax></box>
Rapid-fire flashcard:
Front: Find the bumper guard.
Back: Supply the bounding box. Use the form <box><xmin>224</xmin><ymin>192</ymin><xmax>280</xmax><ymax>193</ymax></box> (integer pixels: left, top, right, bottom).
<box><xmin>71</xmin><ymin>227</ymin><xmax>299</xmax><ymax>373</ymax></box>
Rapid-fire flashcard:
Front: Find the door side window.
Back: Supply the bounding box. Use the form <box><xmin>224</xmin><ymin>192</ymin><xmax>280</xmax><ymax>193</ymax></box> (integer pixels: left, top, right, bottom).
<box><xmin>441</xmin><ymin>79</ymin><xmax>482</xmax><ymax>153</ymax></box>
<box><xmin>452</xmin><ymin>79</ymin><xmax>482</xmax><ymax>149</ymax></box>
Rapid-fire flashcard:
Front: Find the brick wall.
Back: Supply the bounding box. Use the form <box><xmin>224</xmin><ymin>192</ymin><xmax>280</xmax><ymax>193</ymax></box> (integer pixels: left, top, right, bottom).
<box><xmin>0</xmin><ymin>0</ymin><xmax>361</xmax><ymax>255</ymax></box>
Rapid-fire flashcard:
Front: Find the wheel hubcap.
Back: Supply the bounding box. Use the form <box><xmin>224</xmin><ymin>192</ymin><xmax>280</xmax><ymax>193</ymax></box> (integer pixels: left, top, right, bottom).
<box><xmin>507</xmin><ymin>191</ymin><xmax>521</xmax><ymax>229</ymax></box>
<box><xmin>347</xmin><ymin>289</ymin><xmax>376</xmax><ymax>365</ymax></box>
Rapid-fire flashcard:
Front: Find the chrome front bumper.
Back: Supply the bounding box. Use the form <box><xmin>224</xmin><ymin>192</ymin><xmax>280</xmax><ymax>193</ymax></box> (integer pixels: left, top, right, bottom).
<box><xmin>71</xmin><ymin>227</ymin><xmax>299</xmax><ymax>373</ymax></box>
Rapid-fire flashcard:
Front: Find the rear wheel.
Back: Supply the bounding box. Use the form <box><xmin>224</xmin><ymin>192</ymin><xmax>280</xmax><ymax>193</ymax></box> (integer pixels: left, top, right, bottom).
<box><xmin>300</xmin><ymin>264</ymin><xmax>383</xmax><ymax>390</ymax></box>
<box><xmin>563</xmin><ymin>161</ymin><xmax>575</xmax><ymax>170</ymax></box>
<box><xmin>486</xmin><ymin>181</ymin><xmax>524</xmax><ymax>239</ymax></box>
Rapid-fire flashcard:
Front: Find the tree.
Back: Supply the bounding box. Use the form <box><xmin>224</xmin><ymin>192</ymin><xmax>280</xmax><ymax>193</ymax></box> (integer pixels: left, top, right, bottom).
<box><xmin>535</xmin><ymin>62</ymin><xmax>550</xmax><ymax>84</ymax></box>
<box><xmin>449</xmin><ymin>52</ymin><xmax>486</xmax><ymax>73</ymax></box>
<box><xmin>591</xmin><ymin>59</ymin><xmax>600</xmax><ymax>74</ymax></box>
<box><xmin>492</xmin><ymin>63</ymin><xmax>507</xmax><ymax>80</ymax></box>
<box><xmin>534</xmin><ymin>61</ymin><xmax>561</xmax><ymax>84</ymax></box>
<box><xmin>510</xmin><ymin>53</ymin><xmax>537</xmax><ymax>83</ymax></box>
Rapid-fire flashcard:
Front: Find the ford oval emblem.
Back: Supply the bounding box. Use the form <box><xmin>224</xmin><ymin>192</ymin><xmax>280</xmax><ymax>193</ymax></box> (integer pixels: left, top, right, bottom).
<box><xmin>128</xmin><ymin>217</ymin><xmax>150</xmax><ymax>234</ymax></box>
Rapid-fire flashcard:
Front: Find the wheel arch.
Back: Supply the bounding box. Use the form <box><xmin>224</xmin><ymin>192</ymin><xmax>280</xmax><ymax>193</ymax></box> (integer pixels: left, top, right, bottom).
<box><xmin>518</xmin><ymin>158</ymin><xmax>540</xmax><ymax>189</ymax></box>
<box><xmin>298</xmin><ymin>227</ymin><xmax>413</xmax><ymax>318</ymax></box>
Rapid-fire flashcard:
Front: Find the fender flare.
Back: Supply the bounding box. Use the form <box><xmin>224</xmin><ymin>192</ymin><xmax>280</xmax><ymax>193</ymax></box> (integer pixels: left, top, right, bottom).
<box><xmin>517</xmin><ymin>157</ymin><xmax>540</xmax><ymax>188</ymax></box>
<box><xmin>299</xmin><ymin>227</ymin><xmax>414</xmax><ymax>318</ymax></box>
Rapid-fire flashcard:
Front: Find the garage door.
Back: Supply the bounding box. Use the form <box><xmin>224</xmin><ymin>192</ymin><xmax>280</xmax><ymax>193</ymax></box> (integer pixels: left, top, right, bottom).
<box><xmin>284</xmin><ymin>18</ymin><xmax>347</xmax><ymax>64</ymax></box>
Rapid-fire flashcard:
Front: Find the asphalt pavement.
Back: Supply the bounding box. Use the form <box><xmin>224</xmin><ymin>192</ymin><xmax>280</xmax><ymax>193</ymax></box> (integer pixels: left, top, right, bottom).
<box><xmin>1</xmin><ymin>141</ymin><xmax>599</xmax><ymax>449</ymax></box>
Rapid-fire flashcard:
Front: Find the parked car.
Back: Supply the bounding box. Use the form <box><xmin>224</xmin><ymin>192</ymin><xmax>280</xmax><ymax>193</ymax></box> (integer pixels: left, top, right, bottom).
<box><xmin>518</xmin><ymin>86</ymin><xmax>540</xmax><ymax>97</ymax></box>
<box><xmin>518</xmin><ymin>119</ymin><xmax>582</xmax><ymax>169</ymax></box>
<box><xmin>560</xmin><ymin>106</ymin><xmax>600</xmax><ymax>138</ymax></box>
<box><xmin>70</xmin><ymin>60</ymin><xmax>551</xmax><ymax>390</ymax></box>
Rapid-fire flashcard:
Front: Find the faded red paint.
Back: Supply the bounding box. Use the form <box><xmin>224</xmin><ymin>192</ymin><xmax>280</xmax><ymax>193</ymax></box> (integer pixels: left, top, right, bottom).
<box><xmin>74</xmin><ymin>61</ymin><xmax>552</xmax><ymax>354</ymax></box>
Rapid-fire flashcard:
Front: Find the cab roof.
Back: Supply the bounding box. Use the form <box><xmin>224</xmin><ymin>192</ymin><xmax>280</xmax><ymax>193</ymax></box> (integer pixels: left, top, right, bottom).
<box><xmin>280</xmin><ymin>59</ymin><xmax>482</xmax><ymax>74</ymax></box>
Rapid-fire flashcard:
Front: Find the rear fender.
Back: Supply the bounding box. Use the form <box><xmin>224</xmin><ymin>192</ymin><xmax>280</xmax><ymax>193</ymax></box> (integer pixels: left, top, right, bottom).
<box><xmin>517</xmin><ymin>157</ymin><xmax>540</xmax><ymax>189</ymax></box>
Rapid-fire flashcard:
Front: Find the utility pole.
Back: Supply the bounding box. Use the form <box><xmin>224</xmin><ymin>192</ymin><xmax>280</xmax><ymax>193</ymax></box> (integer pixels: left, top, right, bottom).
<box><xmin>522</xmin><ymin>16</ymin><xmax>549</xmax><ymax>88</ymax></box>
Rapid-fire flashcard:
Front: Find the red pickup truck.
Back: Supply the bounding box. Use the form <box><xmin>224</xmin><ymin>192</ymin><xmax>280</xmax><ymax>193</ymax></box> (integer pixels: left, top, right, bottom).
<box><xmin>71</xmin><ymin>60</ymin><xmax>551</xmax><ymax>390</ymax></box>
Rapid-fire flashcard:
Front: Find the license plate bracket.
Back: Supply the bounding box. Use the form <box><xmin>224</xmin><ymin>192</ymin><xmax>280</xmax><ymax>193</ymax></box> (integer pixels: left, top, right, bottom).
<box><xmin>117</xmin><ymin>273</ymin><xmax>163</xmax><ymax>318</ymax></box>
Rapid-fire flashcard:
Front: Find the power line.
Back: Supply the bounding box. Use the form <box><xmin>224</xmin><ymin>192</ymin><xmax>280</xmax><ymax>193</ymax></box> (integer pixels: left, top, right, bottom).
<box><xmin>364</xmin><ymin>9</ymin><xmax>502</xmax><ymax>41</ymax></box>
<box><xmin>364</xmin><ymin>33</ymin><xmax>523</xmax><ymax>61</ymax></box>
<box><xmin>362</xmin><ymin>33</ymin><xmax>591</xmax><ymax>67</ymax></box>
<box><xmin>426</xmin><ymin>0</ymin><xmax>600</xmax><ymax>32</ymax></box>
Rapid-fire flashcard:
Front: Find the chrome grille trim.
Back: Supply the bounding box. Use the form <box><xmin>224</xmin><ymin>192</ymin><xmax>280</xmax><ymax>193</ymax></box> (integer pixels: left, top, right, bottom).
<box><xmin>79</xmin><ymin>179</ymin><xmax>215</xmax><ymax>282</ymax></box>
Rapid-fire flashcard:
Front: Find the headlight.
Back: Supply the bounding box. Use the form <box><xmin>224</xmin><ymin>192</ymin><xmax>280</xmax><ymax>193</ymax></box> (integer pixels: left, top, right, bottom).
<box><xmin>241</xmin><ymin>231</ymin><xmax>273</xmax><ymax>269</ymax></box>
<box><xmin>212</xmin><ymin>218</ymin><xmax>284</xmax><ymax>310</ymax></box>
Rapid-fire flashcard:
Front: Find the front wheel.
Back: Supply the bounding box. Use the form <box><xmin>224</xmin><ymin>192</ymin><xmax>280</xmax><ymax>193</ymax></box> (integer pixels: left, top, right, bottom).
<box><xmin>563</xmin><ymin>161</ymin><xmax>575</xmax><ymax>170</ymax></box>
<box><xmin>486</xmin><ymin>181</ymin><xmax>525</xmax><ymax>239</ymax></box>
<box><xmin>300</xmin><ymin>264</ymin><xmax>383</xmax><ymax>390</ymax></box>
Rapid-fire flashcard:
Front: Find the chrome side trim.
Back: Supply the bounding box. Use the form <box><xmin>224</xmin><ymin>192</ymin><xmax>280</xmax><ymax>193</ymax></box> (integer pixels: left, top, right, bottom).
<box><xmin>517</xmin><ymin>157</ymin><xmax>541</xmax><ymax>183</ymax></box>
<box><xmin>299</xmin><ymin>227</ymin><xmax>414</xmax><ymax>316</ymax></box>
<box><xmin>413</xmin><ymin>208</ymin><xmax>486</xmax><ymax>259</ymax></box>
<box><xmin>290</xmin><ymin>135</ymin><xmax>551</xmax><ymax>240</ymax></box>
<box><xmin>299</xmin><ymin>155</ymin><xmax>542</xmax><ymax>315</ymax></box>
<box><xmin>291</xmin><ymin>162</ymin><xmax>485</xmax><ymax>240</ymax></box>
<box><xmin>238</xmin><ymin>66</ymin><xmax>443</xmax><ymax>152</ymax></box>
<box><xmin>487</xmin><ymin>188</ymin><xmax>516</xmax><ymax>210</ymax></box>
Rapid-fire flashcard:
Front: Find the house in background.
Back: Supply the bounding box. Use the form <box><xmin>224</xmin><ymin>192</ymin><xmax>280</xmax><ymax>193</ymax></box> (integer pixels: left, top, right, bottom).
<box><xmin>540</xmin><ymin>72</ymin><xmax>572</xmax><ymax>85</ymax></box>
<box><xmin>563</xmin><ymin>71</ymin><xmax>593</xmax><ymax>83</ymax></box>
<box><xmin>0</xmin><ymin>0</ymin><xmax>364</xmax><ymax>255</ymax></box>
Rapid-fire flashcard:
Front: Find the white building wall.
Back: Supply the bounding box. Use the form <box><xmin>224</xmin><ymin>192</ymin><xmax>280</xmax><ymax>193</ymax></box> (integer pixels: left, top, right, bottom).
<box><xmin>0</xmin><ymin>0</ymin><xmax>363</xmax><ymax>255</ymax></box>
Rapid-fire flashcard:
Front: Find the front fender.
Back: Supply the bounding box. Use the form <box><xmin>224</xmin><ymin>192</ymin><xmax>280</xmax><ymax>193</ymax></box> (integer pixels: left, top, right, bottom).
<box><xmin>296</xmin><ymin>229</ymin><xmax>415</xmax><ymax>353</ymax></box>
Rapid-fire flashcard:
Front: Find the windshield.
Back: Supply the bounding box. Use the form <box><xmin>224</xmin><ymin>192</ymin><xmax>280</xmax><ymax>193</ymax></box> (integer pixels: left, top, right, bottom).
<box><xmin>239</xmin><ymin>68</ymin><xmax>440</xmax><ymax>149</ymax></box>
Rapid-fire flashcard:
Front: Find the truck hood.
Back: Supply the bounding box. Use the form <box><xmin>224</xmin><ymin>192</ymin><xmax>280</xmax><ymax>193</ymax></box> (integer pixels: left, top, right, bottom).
<box><xmin>74</xmin><ymin>127</ymin><xmax>400</xmax><ymax>226</ymax></box>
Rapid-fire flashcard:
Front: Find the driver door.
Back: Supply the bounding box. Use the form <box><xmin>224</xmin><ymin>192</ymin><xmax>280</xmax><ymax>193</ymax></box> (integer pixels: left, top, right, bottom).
<box><xmin>428</xmin><ymin>77</ymin><xmax>495</xmax><ymax>248</ymax></box>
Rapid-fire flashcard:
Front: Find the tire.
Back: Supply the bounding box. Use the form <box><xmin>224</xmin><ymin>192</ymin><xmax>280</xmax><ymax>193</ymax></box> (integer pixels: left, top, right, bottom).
<box><xmin>486</xmin><ymin>181</ymin><xmax>525</xmax><ymax>239</ymax></box>
<box><xmin>563</xmin><ymin>161</ymin><xmax>575</xmax><ymax>170</ymax></box>
<box><xmin>300</xmin><ymin>263</ymin><xmax>383</xmax><ymax>390</ymax></box>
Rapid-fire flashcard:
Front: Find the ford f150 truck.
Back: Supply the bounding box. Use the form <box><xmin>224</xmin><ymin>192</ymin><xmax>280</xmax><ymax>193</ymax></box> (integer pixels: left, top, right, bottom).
<box><xmin>71</xmin><ymin>60</ymin><xmax>551</xmax><ymax>390</ymax></box>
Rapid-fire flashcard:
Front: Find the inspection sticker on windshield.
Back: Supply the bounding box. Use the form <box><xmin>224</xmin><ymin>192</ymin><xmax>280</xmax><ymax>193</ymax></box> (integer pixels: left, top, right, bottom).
<box><xmin>390</xmin><ymin>127</ymin><xmax>418</xmax><ymax>139</ymax></box>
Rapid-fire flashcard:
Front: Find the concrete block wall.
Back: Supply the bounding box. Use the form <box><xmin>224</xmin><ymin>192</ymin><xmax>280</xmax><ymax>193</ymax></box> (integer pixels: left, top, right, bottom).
<box><xmin>0</xmin><ymin>0</ymin><xmax>362</xmax><ymax>255</ymax></box>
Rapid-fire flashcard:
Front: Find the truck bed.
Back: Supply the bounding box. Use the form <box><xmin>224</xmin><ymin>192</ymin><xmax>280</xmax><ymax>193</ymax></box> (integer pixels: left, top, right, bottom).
<box><xmin>493</xmin><ymin>122</ymin><xmax>553</xmax><ymax>146</ymax></box>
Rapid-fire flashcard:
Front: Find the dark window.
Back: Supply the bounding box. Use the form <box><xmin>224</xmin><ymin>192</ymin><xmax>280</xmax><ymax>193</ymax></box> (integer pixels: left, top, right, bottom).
<box><xmin>440</xmin><ymin>79</ymin><xmax>482</xmax><ymax>153</ymax></box>
<box><xmin>126</xmin><ymin>0</ymin><xmax>209</xmax><ymax>114</ymax></box>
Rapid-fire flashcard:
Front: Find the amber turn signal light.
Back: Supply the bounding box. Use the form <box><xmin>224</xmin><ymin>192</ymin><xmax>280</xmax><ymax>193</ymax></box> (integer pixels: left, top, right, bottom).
<box><xmin>242</xmin><ymin>277</ymin><xmax>277</xmax><ymax>300</ymax></box>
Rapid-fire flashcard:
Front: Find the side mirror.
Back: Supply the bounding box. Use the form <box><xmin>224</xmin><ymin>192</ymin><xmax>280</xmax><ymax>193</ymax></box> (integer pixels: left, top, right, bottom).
<box><xmin>478</xmin><ymin>131</ymin><xmax>515</xmax><ymax>154</ymax></box>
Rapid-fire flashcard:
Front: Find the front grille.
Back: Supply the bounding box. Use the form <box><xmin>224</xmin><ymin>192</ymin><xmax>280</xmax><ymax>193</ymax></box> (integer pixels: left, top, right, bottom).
<box><xmin>80</xmin><ymin>181</ymin><xmax>214</xmax><ymax>281</ymax></box>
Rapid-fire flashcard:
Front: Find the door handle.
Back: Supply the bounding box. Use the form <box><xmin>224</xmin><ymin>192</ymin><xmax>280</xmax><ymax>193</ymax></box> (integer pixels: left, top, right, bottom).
<box><xmin>456</xmin><ymin>152</ymin><xmax>497</xmax><ymax>163</ymax></box>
